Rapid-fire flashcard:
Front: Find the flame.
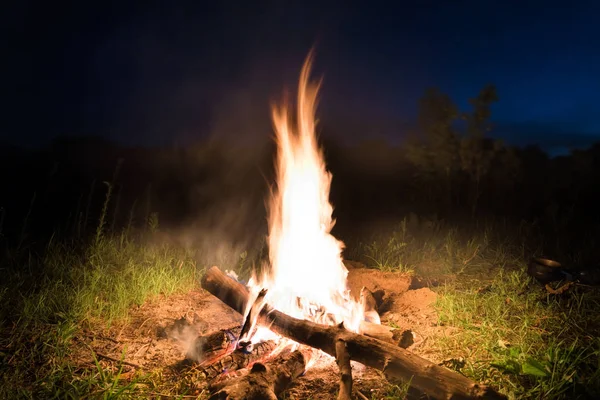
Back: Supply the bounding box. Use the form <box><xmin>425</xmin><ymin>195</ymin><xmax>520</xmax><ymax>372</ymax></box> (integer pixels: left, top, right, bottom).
<box><xmin>246</xmin><ymin>52</ymin><xmax>364</xmax><ymax>344</ymax></box>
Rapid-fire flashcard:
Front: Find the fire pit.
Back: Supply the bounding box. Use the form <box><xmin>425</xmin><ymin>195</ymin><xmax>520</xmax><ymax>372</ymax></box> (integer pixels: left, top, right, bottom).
<box><xmin>192</xmin><ymin>52</ymin><xmax>506</xmax><ymax>400</ymax></box>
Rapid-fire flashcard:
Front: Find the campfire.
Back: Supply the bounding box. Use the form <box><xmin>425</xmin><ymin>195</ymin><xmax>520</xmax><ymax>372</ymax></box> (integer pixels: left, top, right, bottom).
<box><xmin>196</xmin><ymin>53</ymin><xmax>506</xmax><ymax>400</ymax></box>
<box><xmin>244</xmin><ymin>50</ymin><xmax>366</xmax><ymax>342</ymax></box>
<box><xmin>238</xmin><ymin>51</ymin><xmax>369</xmax><ymax>354</ymax></box>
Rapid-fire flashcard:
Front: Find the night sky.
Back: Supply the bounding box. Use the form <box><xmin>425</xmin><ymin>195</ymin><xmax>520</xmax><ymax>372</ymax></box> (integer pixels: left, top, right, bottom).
<box><xmin>3</xmin><ymin>1</ymin><xmax>600</xmax><ymax>154</ymax></box>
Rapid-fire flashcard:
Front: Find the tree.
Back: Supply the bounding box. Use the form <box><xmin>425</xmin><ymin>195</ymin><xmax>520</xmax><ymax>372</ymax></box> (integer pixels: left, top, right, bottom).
<box><xmin>406</xmin><ymin>88</ymin><xmax>460</xmax><ymax>209</ymax></box>
<box><xmin>459</xmin><ymin>84</ymin><xmax>501</xmax><ymax>216</ymax></box>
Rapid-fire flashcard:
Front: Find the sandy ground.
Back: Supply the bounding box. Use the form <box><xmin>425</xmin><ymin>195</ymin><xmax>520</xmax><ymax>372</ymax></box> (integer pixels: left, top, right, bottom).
<box><xmin>72</xmin><ymin>261</ymin><xmax>450</xmax><ymax>399</ymax></box>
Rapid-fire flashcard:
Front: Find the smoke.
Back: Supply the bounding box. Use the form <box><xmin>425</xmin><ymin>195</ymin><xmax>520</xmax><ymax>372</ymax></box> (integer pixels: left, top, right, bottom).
<box><xmin>152</xmin><ymin>143</ymin><xmax>273</xmax><ymax>274</ymax></box>
<box><xmin>137</xmin><ymin>36</ymin><xmax>334</xmax><ymax>273</ymax></box>
<box><xmin>164</xmin><ymin>317</ymin><xmax>206</xmax><ymax>362</ymax></box>
<box><xmin>159</xmin><ymin>315</ymin><xmax>236</xmax><ymax>364</ymax></box>
<box><xmin>149</xmin><ymin>82</ymin><xmax>279</xmax><ymax>273</ymax></box>
<box><xmin>151</xmin><ymin>50</ymin><xmax>322</xmax><ymax>272</ymax></box>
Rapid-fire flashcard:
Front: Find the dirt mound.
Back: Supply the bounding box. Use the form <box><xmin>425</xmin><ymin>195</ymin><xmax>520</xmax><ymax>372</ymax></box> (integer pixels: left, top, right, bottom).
<box><xmin>345</xmin><ymin>260</ymin><xmax>412</xmax><ymax>300</ymax></box>
<box><xmin>387</xmin><ymin>287</ymin><xmax>437</xmax><ymax>313</ymax></box>
<box><xmin>379</xmin><ymin>287</ymin><xmax>438</xmax><ymax>337</ymax></box>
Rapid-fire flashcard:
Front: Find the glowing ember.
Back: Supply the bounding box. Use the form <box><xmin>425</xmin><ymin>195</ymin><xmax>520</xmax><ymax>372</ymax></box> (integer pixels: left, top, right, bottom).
<box><xmin>245</xmin><ymin>52</ymin><xmax>366</xmax><ymax>348</ymax></box>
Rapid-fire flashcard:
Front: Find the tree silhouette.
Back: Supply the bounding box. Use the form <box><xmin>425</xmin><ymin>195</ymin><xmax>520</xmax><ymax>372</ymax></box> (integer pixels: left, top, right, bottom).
<box><xmin>406</xmin><ymin>88</ymin><xmax>460</xmax><ymax>210</ymax></box>
<box><xmin>459</xmin><ymin>84</ymin><xmax>500</xmax><ymax>216</ymax></box>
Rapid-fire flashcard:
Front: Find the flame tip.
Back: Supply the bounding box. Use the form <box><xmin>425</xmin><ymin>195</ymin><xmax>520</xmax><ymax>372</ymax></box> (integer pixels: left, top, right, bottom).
<box><xmin>247</xmin><ymin>50</ymin><xmax>366</xmax><ymax>350</ymax></box>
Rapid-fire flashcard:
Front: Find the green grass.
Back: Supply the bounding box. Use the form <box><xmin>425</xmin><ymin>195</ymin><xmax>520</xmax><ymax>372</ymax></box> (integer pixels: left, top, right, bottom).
<box><xmin>351</xmin><ymin>217</ymin><xmax>600</xmax><ymax>399</ymax></box>
<box><xmin>3</xmin><ymin>236</ymin><xmax>200</xmax><ymax>327</ymax></box>
<box><xmin>376</xmin><ymin>379</ymin><xmax>412</xmax><ymax>400</ymax></box>
<box><xmin>2</xmin><ymin>214</ymin><xmax>599</xmax><ymax>399</ymax></box>
<box><xmin>433</xmin><ymin>271</ymin><xmax>600</xmax><ymax>399</ymax></box>
<box><xmin>348</xmin><ymin>215</ymin><xmax>523</xmax><ymax>277</ymax></box>
<box><xmin>0</xmin><ymin>232</ymin><xmax>203</xmax><ymax>398</ymax></box>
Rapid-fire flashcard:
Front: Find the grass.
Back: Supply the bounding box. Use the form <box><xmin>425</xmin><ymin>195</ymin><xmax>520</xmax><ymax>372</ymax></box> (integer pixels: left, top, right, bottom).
<box><xmin>1</xmin><ymin>211</ymin><xmax>599</xmax><ymax>399</ymax></box>
<box><xmin>352</xmin><ymin>216</ymin><xmax>600</xmax><ymax>399</ymax></box>
<box><xmin>434</xmin><ymin>271</ymin><xmax>600</xmax><ymax>399</ymax></box>
<box><xmin>3</xmin><ymin>236</ymin><xmax>200</xmax><ymax>327</ymax></box>
<box><xmin>0</xmin><ymin>231</ymin><xmax>204</xmax><ymax>398</ymax></box>
<box><xmin>348</xmin><ymin>215</ymin><xmax>518</xmax><ymax>277</ymax></box>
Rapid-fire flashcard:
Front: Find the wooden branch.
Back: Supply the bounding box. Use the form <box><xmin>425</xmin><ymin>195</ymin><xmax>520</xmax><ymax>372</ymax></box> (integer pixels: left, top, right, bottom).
<box><xmin>545</xmin><ymin>281</ymin><xmax>574</xmax><ymax>295</ymax></box>
<box><xmin>186</xmin><ymin>327</ymin><xmax>240</xmax><ymax>362</ymax></box>
<box><xmin>359</xmin><ymin>321</ymin><xmax>394</xmax><ymax>343</ymax></box>
<box><xmin>354</xmin><ymin>388</ymin><xmax>370</xmax><ymax>400</ymax></box>
<box><xmin>199</xmin><ymin>340</ymin><xmax>278</xmax><ymax>381</ymax></box>
<box><xmin>360</xmin><ymin>286</ymin><xmax>381</xmax><ymax>324</ymax></box>
<box><xmin>201</xmin><ymin>266</ymin><xmax>392</xmax><ymax>343</ymax></box>
<box><xmin>94</xmin><ymin>352</ymin><xmax>142</xmax><ymax>369</ymax></box>
<box><xmin>239</xmin><ymin>288</ymin><xmax>268</xmax><ymax>347</ymax></box>
<box><xmin>207</xmin><ymin>349</ymin><xmax>306</xmax><ymax>400</ymax></box>
<box><xmin>202</xmin><ymin>266</ymin><xmax>507</xmax><ymax>400</ymax></box>
<box><xmin>335</xmin><ymin>335</ymin><xmax>353</xmax><ymax>400</ymax></box>
<box><xmin>82</xmin><ymin>331</ymin><xmax>120</xmax><ymax>344</ymax></box>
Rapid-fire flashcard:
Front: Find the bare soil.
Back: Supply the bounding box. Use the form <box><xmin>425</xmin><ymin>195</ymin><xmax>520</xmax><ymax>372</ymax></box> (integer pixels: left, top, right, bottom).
<box><xmin>72</xmin><ymin>262</ymin><xmax>449</xmax><ymax>399</ymax></box>
<box><xmin>345</xmin><ymin>260</ymin><xmax>412</xmax><ymax>299</ymax></box>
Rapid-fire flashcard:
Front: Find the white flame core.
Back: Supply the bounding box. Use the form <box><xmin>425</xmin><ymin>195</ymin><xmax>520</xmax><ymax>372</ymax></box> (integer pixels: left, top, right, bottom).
<box><xmin>247</xmin><ymin>53</ymin><xmax>364</xmax><ymax>341</ymax></box>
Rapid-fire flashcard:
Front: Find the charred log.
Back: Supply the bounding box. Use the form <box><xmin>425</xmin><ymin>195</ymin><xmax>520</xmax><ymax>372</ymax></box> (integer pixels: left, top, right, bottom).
<box><xmin>201</xmin><ymin>266</ymin><xmax>393</xmax><ymax>343</ymax></box>
<box><xmin>202</xmin><ymin>266</ymin><xmax>507</xmax><ymax>400</ymax></box>
<box><xmin>186</xmin><ymin>327</ymin><xmax>241</xmax><ymax>362</ymax></box>
<box><xmin>208</xmin><ymin>349</ymin><xmax>306</xmax><ymax>400</ymax></box>
<box><xmin>199</xmin><ymin>340</ymin><xmax>278</xmax><ymax>381</ymax></box>
<box><xmin>239</xmin><ymin>288</ymin><xmax>268</xmax><ymax>347</ymax></box>
<box><xmin>393</xmin><ymin>329</ymin><xmax>415</xmax><ymax>349</ymax></box>
<box><xmin>335</xmin><ymin>336</ymin><xmax>352</xmax><ymax>400</ymax></box>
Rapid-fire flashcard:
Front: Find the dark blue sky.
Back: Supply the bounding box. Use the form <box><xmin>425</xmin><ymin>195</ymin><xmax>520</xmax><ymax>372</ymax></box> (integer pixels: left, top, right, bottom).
<box><xmin>3</xmin><ymin>1</ymin><xmax>599</xmax><ymax>153</ymax></box>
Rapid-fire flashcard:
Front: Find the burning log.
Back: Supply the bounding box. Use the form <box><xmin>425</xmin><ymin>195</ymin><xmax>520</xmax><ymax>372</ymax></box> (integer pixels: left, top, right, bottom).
<box><xmin>359</xmin><ymin>319</ymin><xmax>393</xmax><ymax>343</ymax></box>
<box><xmin>202</xmin><ymin>266</ymin><xmax>507</xmax><ymax>400</ymax></box>
<box><xmin>207</xmin><ymin>349</ymin><xmax>306</xmax><ymax>400</ymax></box>
<box><xmin>186</xmin><ymin>327</ymin><xmax>241</xmax><ymax>362</ymax></box>
<box><xmin>198</xmin><ymin>340</ymin><xmax>278</xmax><ymax>381</ymax></box>
<box><xmin>239</xmin><ymin>288</ymin><xmax>268</xmax><ymax>347</ymax></box>
<box><xmin>360</xmin><ymin>286</ymin><xmax>381</xmax><ymax>324</ymax></box>
<box><xmin>205</xmin><ymin>268</ymin><xmax>393</xmax><ymax>343</ymax></box>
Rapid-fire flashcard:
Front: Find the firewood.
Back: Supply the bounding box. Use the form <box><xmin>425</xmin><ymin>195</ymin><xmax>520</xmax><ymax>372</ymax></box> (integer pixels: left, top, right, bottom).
<box><xmin>186</xmin><ymin>327</ymin><xmax>241</xmax><ymax>362</ymax></box>
<box><xmin>393</xmin><ymin>329</ymin><xmax>415</xmax><ymax>349</ymax></box>
<box><xmin>203</xmin><ymin>266</ymin><xmax>393</xmax><ymax>343</ymax></box>
<box><xmin>199</xmin><ymin>340</ymin><xmax>278</xmax><ymax>381</ymax></box>
<box><xmin>207</xmin><ymin>349</ymin><xmax>306</xmax><ymax>400</ymax></box>
<box><xmin>202</xmin><ymin>266</ymin><xmax>507</xmax><ymax>400</ymax></box>
<box><xmin>94</xmin><ymin>351</ymin><xmax>142</xmax><ymax>369</ymax></box>
<box><xmin>359</xmin><ymin>320</ymin><xmax>394</xmax><ymax>343</ymax></box>
<box><xmin>335</xmin><ymin>336</ymin><xmax>353</xmax><ymax>400</ymax></box>
<box><xmin>239</xmin><ymin>288</ymin><xmax>268</xmax><ymax>347</ymax></box>
<box><xmin>360</xmin><ymin>286</ymin><xmax>381</xmax><ymax>324</ymax></box>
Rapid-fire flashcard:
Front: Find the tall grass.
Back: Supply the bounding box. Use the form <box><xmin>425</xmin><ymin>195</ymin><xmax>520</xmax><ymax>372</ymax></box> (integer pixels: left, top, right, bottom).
<box><xmin>348</xmin><ymin>215</ymin><xmax>525</xmax><ymax>277</ymax></box>
<box><xmin>0</xmin><ymin>161</ymin><xmax>208</xmax><ymax>398</ymax></box>
<box><xmin>0</xmin><ymin>230</ymin><xmax>203</xmax><ymax>397</ymax></box>
<box><xmin>433</xmin><ymin>270</ymin><xmax>600</xmax><ymax>399</ymax></box>
<box><xmin>347</xmin><ymin>216</ymin><xmax>600</xmax><ymax>399</ymax></box>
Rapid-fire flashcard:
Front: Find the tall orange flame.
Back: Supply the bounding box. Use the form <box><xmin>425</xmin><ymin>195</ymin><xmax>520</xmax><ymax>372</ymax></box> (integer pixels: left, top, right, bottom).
<box><xmin>247</xmin><ymin>52</ymin><xmax>363</xmax><ymax>338</ymax></box>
